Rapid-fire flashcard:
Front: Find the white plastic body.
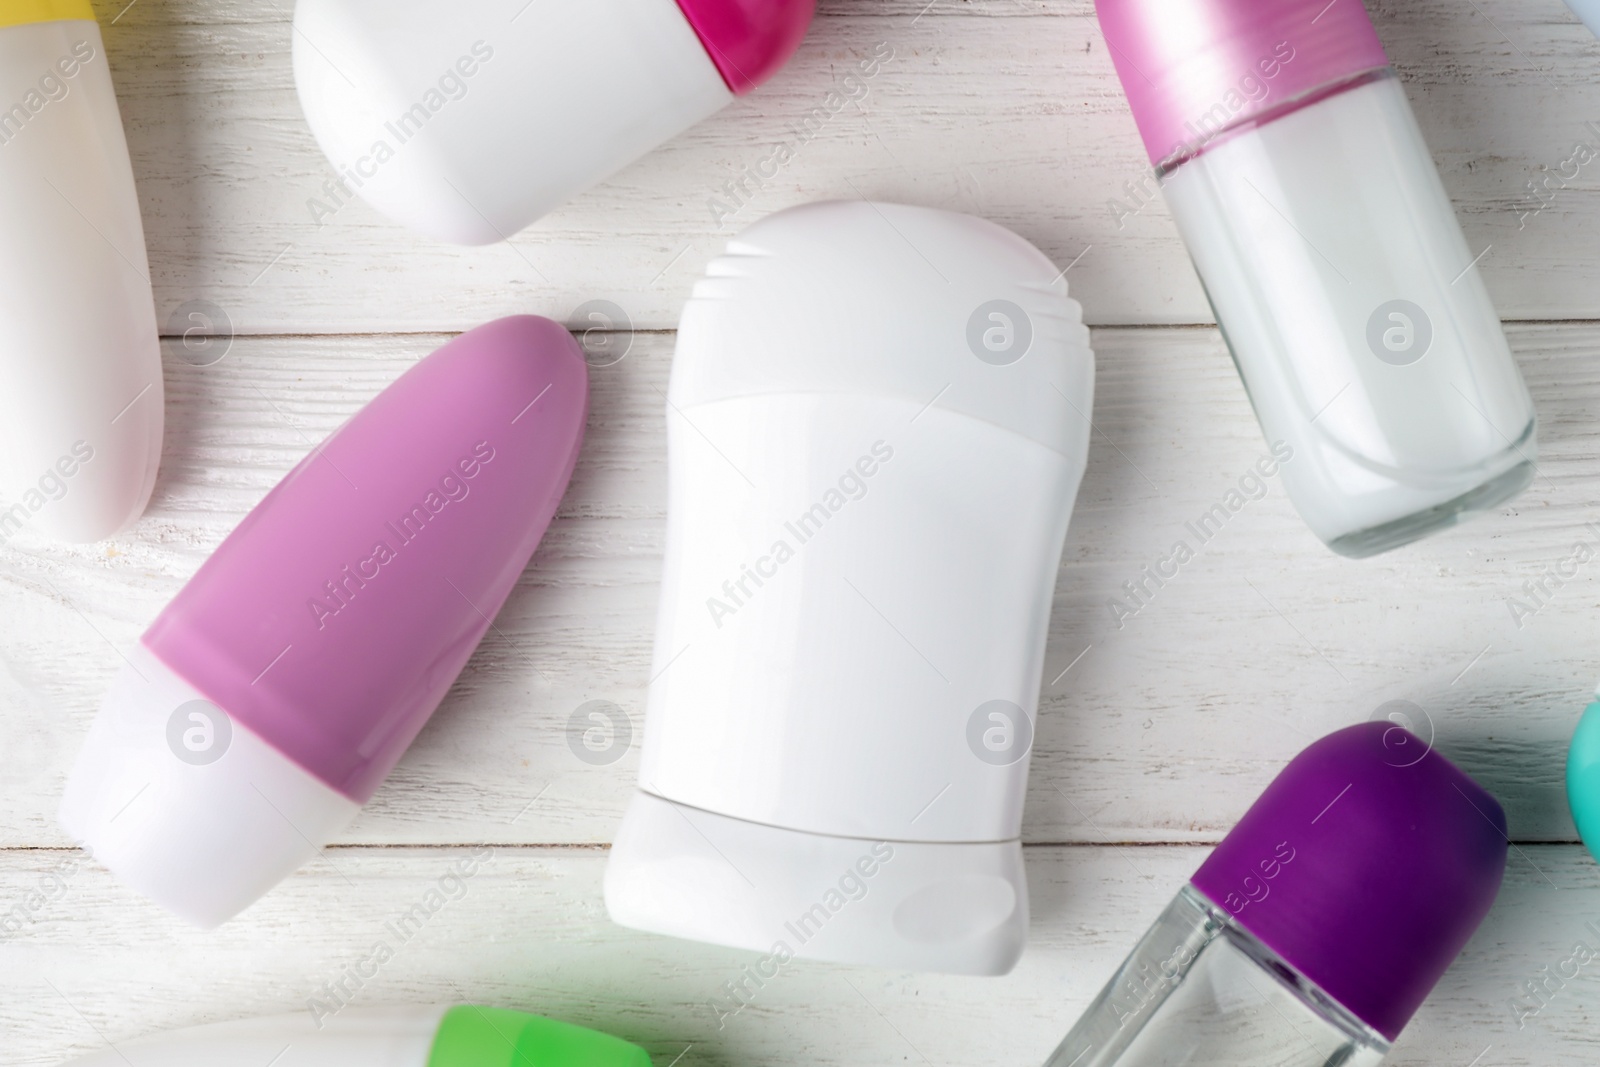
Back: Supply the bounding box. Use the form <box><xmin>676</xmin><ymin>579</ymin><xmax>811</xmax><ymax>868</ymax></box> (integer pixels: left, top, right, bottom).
<box><xmin>1161</xmin><ymin>73</ymin><xmax>1536</xmax><ymax>557</ymax></box>
<box><xmin>605</xmin><ymin>201</ymin><xmax>1095</xmax><ymax>975</ymax></box>
<box><xmin>0</xmin><ymin>19</ymin><xmax>162</xmax><ymax>543</ymax></box>
<box><xmin>292</xmin><ymin>0</ymin><xmax>732</xmax><ymax>245</ymax></box>
<box><xmin>61</xmin><ymin>1007</ymin><xmax>447</xmax><ymax>1067</ymax></box>
<box><xmin>1568</xmin><ymin>0</ymin><xmax>1600</xmax><ymax>37</ymax></box>
<box><xmin>609</xmin><ymin>792</ymin><xmax>1029</xmax><ymax>974</ymax></box>
<box><xmin>639</xmin><ymin>394</ymin><xmax>1079</xmax><ymax>842</ymax></box>
<box><xmin>58</xmin><ymin>643</ymin><xmax>362</xmax><ymax>928</ymax></box>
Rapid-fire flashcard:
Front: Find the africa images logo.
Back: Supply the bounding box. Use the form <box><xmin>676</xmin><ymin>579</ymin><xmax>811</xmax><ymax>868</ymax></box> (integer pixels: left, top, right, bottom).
<box><xmin>1365</xmin><ymin>300</ymin><xmax>1433</xmax><ymax>366</ymax></box>
<box><xmin>307</xmin><ymin>441</ymin><xmax>495</xmax><ymax>630</ymax></box>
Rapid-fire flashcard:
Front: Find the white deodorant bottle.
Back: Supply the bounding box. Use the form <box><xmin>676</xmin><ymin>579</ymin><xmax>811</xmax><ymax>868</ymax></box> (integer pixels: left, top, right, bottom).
<box><xmin>291</xmin><ymin>0</ymin><xmax>813</xmax><ymax>244</ymax></box>
<box><xmin>0</xmin><ymin>0</ymin><xmax>162</xmax><ymax>543</ymax></box>
<box><xmin>605</xmin><ymin>200</ymin><xmax>1095</xmax><ymax>976</ymax></box>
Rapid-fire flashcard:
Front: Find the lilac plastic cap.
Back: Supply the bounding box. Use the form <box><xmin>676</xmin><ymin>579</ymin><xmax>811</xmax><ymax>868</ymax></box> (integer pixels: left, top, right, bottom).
<box><xmin>1094</xmin><ymin>0</ymin><xmax>1389</xmax><ymax>167</ymax></box>
<box><xmin>60</xmin><ymin>316</ymin><xmax>588</xmax><ymax>925</ymax></box>
<box><xmin>1191</xmin><ymin>722</ymin><xmax>1507</xmax><ymax>1042</ymax></box>
<box><xmin>142</xmin><ymin>316</ymin><xmax>588</xmax><ymax>803</ymax></box>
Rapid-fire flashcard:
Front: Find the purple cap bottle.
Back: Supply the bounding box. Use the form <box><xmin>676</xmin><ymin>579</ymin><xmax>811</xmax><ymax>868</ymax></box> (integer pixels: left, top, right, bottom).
<box><xmin>1043</xmin><ymin>722</ymin><xmax>1507</xmax><ymax>1067</ymax></box>
<box><xmin>58</xmin><ymin>316</ymin><xmax>588</xmax><ymax>927</ymax></box>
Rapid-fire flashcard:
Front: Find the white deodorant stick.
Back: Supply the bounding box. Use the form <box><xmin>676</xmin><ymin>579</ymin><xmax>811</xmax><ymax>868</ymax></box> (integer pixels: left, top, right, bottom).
<box><xmin>605</xmin><ymin>200</ymin><xmax>1096</xmax><ymax>976</ymax></box>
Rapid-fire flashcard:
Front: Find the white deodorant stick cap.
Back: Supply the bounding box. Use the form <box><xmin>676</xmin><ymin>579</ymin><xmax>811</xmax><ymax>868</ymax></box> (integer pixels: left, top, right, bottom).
<box><xmin>671</xmin><ymin>199</ymin><xmax>1094</xmax><ymax>455</ymax></box>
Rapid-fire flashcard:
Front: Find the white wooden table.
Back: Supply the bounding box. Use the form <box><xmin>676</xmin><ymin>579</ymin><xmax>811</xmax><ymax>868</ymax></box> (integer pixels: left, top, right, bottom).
<box><xmin>6</xmin><ymin>0</ymin><xmax>1600</xmax><ymax>1063</ymax></box>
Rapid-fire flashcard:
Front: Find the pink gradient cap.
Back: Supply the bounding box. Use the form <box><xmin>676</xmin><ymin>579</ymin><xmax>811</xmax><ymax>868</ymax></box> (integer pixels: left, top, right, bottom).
<box><xmin>1094</xmin><ymin>0</ymin><xmax>1390</xmax><ymax>167</ymax></box>
<box><xmin>675</xmin><ymin>0</ymin><xmax>815</xmax><ymax>94</ymax></box>
<box><xmin>143</xmin><ymin>316</ymin><xmax>588</xmax><ymax>802</ymax></box>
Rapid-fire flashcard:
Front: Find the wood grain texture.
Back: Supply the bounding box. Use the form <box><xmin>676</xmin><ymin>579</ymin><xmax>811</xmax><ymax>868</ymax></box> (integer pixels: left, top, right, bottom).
<box><xmin>7</xmin><ymin>2</ymin><xmax>1600</xmax><ymax>1064</ymax></box>
<box><xmin>96</xmin><ymin>0</ymin><xmax>1600</xmax><ymax>332</ymax></box>
<box><xmin>1</xmin><ymin>845</ymin><xmax>1593</xmax><ymax>1067</ymax></box>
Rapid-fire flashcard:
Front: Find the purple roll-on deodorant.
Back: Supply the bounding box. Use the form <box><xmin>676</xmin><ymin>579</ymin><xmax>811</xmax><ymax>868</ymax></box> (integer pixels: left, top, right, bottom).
<box><xmin>60</xmin><ymin>316</ymin><xmax>588</xmax><ymax>926</ymax></box>
<box><xmin>1042</xmin><ymin>722</ymin><xmax>1506</xmax><ymax>1067</ymax></box>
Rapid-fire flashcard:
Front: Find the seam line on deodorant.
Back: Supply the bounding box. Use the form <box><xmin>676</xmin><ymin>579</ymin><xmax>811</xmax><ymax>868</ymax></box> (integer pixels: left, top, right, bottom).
<box><xmin>510</xmin><ymin>382</ymin><xmax>553</xmax><ymax>424</ymax></box>
<box><xmin>1309</xmin><ymin>783</ymin><xmax>1352</xmax><ymax>824</ymax></box>
<box><xmin>670</xmin><ymin>392</ymin><xmax>1090</xmax><ymax>460</ymax></box>
<box><xmin>909</xmin><ymin>783</ymin><xmax>952</xmax><ymax>824</ymax></box>
<box><xmin>632</xmin><ymin>789</ymin><xmax>1022</xmax><ymax>848</ymax></box>
<box><xmin>1451</xmin><ymin>244</ymin><xmax>1494</xmax><ymax>286</ymax></box>
<box><xmin>248</xmin><ymin>244</ymin><xmax>293</xmax><ymax>286</ymax></box>
<box><xmin>1048</xmin><ymin>245</ymin><xmax>1095</xmax><ymax>287</ymax></box>
<box><xmin>251</xmin><ymin>643</ymin><xmax>293</xmax><ymax>685</ymax></box>
<box><xmin>109</xmin><ymin>384</ymin><xmax>155</xmax><ymax>425</ymax></box>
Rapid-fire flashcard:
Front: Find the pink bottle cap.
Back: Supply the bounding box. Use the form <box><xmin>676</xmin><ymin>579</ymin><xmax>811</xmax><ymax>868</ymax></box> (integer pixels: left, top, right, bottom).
<box><xmin>676</xmin><ymin>0</ymin><xmax>815</xmax><ymax>94</ymax></box>
<box><xmin>60</xmin><ymin>316</ymin><xmax>587</xmax><ymax>925</ymax></box>
<box><xmin>1094</xmin><ymin>0</ymin><xmax>1390</xmax><ymax>167</ymax></box>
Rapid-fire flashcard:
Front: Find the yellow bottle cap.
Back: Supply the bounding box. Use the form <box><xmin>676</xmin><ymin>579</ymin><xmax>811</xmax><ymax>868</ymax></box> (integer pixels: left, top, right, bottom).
<box><xmin>0</xmin><ymin>0</ymin><xmax>96</xmax><ymax>30</ymax></box>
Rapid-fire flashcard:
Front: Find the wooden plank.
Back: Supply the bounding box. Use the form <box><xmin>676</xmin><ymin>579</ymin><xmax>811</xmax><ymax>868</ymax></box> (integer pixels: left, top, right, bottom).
<box><xmin>0</xmin><ymin>844</ymin><xmax>1589</xmax><ymax>1066</ymax></box>
<box><xmin>3</xmin><ymin>325</ymin><xmax>1596</xmax><ymax>847</ymax></box>
<box><xmin>93</xmin><ymin>0</ymin><xmax>1600</xmax><ymax>332</ymax></box>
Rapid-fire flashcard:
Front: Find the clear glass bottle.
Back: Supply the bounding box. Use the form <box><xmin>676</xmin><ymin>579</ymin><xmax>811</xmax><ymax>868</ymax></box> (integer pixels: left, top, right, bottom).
<box><xmin>1046</xmin><ymin>886</ymin><xmax>1387</xmax><ymax>1067</ymax></box>
<box><xmin>1096</xmin><ymin>0</ymin><xmax>1537</xmax><ymax>556</ymax></box>
<box><xmin>1043</xmin><ymin>722</ymin><xmax>1507</xmax><ymax>1067</ymax></box>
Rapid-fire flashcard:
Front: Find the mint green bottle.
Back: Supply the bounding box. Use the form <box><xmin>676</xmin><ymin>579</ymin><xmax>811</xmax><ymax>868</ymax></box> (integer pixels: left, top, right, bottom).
<box><xmin>1568</xmin><ymin>689</ymin><xmax>1600</xmax><ymax>858</ymax></box>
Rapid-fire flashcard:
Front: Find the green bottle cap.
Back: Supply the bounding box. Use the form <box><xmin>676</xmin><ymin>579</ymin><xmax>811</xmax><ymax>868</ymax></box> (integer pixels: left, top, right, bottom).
<box><xmin>1567</xmin><ymin>699</ymin><xmax>1600</xmax><ymax>861</ymax></box>
<box><xmin>427</xmin><ymin>1006</ymin><xmax>651</xmax><ymax>1067</ymax></box>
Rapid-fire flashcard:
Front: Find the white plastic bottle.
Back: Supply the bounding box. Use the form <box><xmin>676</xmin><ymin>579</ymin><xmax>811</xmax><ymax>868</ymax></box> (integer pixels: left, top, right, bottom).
<box><xmin>292</xmin><ymin>0</ymin><xmax>814</xmax><ymax>244</ymax></box>
<box><xmin>0</xmin><ymin>0</ymin><xmax>162</xmax><ymax>543</ymax></box>
<box><xmin>1097</xmin><ymin>0</ymin><xmax>1537</xmax><ymax>557</ymax></box>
